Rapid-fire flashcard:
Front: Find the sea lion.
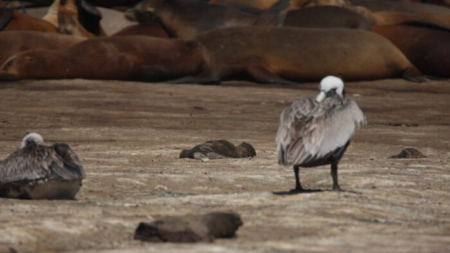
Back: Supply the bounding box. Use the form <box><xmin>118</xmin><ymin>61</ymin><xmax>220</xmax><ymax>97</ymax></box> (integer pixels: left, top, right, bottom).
<box><xmin>42</xmin><ymin>0</ymin><xmax>105</xmax><ymax>36</ymax></box>
<box><xmin>112</xmin><ymin>22</ymin><xmax>169</xmax><ymax>37</ymax></box>
<box><xmin>0</xmin><ymin>31</ymin><xmax>85</xmax><ymax>65</ymax></box>
<box><xmin>283</xmin><ymin>6</ymin><xmax>371</xmax><ymax>30</ymax></box>
<box><xmin>134</xmin><ymin>212</ymin><xmax>243</xmax><ymax>243</ymax></box>
<box><xmin>0</xmin><ymin>9</ymin><xmax>57</xmax><ymax>32</ymax></box>
<box><xmin>127</xmin><ymin>0</ymin><xmax>290</xmax><ymax>39</ymax></box>
<box><xmin>180</xmin><ymin>140</ymin><xmax>256</xmax><ymax>162</ymax></box>
<box><xmin>191</xmin><ymin>26</ymin><xmax>427</xmax><ymax>83</ymax></box>
<box><xmin>84</xmin><ymin>0</ymin><xmax>143</xmax><ymax>7</ymax></box>
<box><xmin>209</xmin><ymin>0</ymin><xmax>350</xmax><ymax>10</ymax></box>
<box><xmin>373</xmin><ymin>11</ymin><xmax>450</xmax><ymax>30</ymax></box>
<box><xmin>25</xmin><ymin>6</ymin><xmax>137</xmax><ymax>35</ymax></box>
<box><xmin>0</xmin><ymin>36</ymin><xmax>218</xmax><ymax>83</ymax></box>
<box><xmin>351</xmin><ymin>0</ymin><xmax>450</xmax><ymax>15</ymax></box>
<box><xmin>372</xmin><ymin>24</ymin><xmax>450</xmax><ymax>78</ymax></box>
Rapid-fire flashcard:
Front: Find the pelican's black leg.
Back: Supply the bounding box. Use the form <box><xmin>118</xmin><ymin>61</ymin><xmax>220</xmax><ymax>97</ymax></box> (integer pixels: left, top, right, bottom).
<box><xmin>293</xmin><ymin>165</ymin><xmax>303</xmax><ymax>191</ymax></box>
<box><xmin>331</xmin><ymin>162</ymin><xmax>342</xmax><ymax>191</ymax></box>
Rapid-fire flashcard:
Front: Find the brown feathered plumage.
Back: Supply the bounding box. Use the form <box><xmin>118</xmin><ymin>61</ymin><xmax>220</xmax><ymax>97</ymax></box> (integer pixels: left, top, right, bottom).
<box><xmin>0</xmin><ymin>133</ymin><xmax>85</xmax><ymax>199</ymax></box>
<box><xmin>276</xmin><ymin>76</ymin><xmax>366</xmax><ymax>192</ymax></box>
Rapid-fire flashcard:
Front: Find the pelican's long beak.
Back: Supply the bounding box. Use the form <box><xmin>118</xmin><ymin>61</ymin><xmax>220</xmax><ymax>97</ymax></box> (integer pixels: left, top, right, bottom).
<box><xmin>316</xmin><ymin>91</ymin><xmax>326</xmax><ymax>102</ymax></box>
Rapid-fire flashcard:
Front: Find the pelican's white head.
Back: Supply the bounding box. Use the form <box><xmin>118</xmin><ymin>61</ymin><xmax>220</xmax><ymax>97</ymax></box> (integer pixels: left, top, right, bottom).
<box><xmin>21</xmin><ymin>132</ymin><xmax>45</xmax><ymax>148</ymax></box>
<box><xmin>316</xmin><ymin>76</ymin><xmax>345</xmax><ymax>102</ymax></box>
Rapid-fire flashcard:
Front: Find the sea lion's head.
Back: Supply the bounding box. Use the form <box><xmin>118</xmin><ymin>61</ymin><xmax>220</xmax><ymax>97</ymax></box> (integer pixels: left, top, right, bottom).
<box><xmin>0</xmin><ymin>50</ymin><xmax>57</xmax><ymax>81</ymax></box>
<box><xmin>21</xmin><ymin>132</ymin><xmax>45</xmax><ymax>149</ymax></box>
<box><xmin>0</xmin><ymin>56</ymin><xmax>19</xmax><ymax>81</ymax></box>
<box><xmin>236</xmin><ymin>142</ymin><xmax>256</xmax><ymax>158</ymax></box>
<box><xmin>125</xmin><ymin>0</ymin><xmax>162</xmax><ymax>22</ymax></box>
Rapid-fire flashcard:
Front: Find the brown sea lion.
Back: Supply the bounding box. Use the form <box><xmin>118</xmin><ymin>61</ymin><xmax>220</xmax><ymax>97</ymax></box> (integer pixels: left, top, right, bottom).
<box><xmin>0</xmin><ymin>36</ymin><xmax>218</xmax><ymax>83</ymax></box>
<box><xmin>283</xmin><ymin>6</ymin><xmax>371</xmax><ymax>30</ymax></box>
<box><xmin>0</xmin><ymin>9</ymin><xmax>57</xmax><ymax>32</ymax></box>
<box><xmin>372</xmin><ymin>24</ymin><xmax>450</xmax><ymax>78</ymax></box>
<box><xmin>351</xmin><ymin>0</ymin><xmax>450</xmax><ymax>15</ymax></box>
<box><xmin>112</xmin><ymin>22</ymin><xmax>169</xmax><ymax>37</ymax></box>
<box><xmin>191</xmin><ymin>26</ymin><xmax>426</xmax><ymax>84</ymax></box>
<box><xmin>134</xmin><ymin>212</ymin><xmax>243</xmax><ymax>243</ymax></box>
<box><xmin>209</xmin><ymin>0</ymin><xmax>350</xmax><ymax>10</ymax></box>
<box><xmin>180</xmin><ymin>140</ymin><xmax>256</xmax><ymax>161</ymax></box>
<box><xmin>127</xmin><ymin>0</ymin><xmax>290</xmax><ymax>39</ymax></box>
<box><xmin>84</xmin><ymin>0</ymin><xmax>143</xmax><ymax>7</ymax></box>
<box><xmin>373</xmin><ymin>11</ymin><xmax>450</xmax><ymax>30</ymax></box>
<box><xmin>25</xmin><ymin>6</ymin><xmax>137</xmax><ymax>35</ymax></box>
<box><xmin>21</xmin><ymin>0</ymin><xmax>143</xmax><ymax>7</ymax></box>
<box><xmin>43</xmin><ymin>0</ymin><xmax>105</xmax><ymax>36</ymax></box>
<box><xmin>0</xmin><ymin>31</ymin><xmax>85</xmax><ymax>65</ymax></box>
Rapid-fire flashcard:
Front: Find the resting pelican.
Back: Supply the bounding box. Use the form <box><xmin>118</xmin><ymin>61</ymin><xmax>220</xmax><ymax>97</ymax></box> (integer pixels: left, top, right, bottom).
<box><xmin>0</xmin><ymin>133</ymin><xmax>86</xmax><ymax>199</ymax></box>
<box><xmin>276</xmin><ymin>76</ymin><xmax>366</xmax><ymax>192</ymax></box>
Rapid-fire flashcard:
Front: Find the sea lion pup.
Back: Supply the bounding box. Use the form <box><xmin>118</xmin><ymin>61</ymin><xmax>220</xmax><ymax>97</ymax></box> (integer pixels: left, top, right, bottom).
<box><xmin>0</xmin><ymin>8</ymin><xmax>58</xmax><ymax>33</ymax></box>
<box><xmin>0</xmin><ymin>133</ymin><xmax>86</xmax><ymax>199</ymax></box>
<box><xmin>0</xmin><ymin>36</ymin><xmax>218</xmax><ymax>83</ymax></box>
<box><xmin>126</xmin><ymin>0</ymin><xmax>290</xmax><ymax>39</ymax></box>
<box><xmin>0</xmin><ymin>31</ymin><xmax>86</xmax><ymax>65</ymax></box>
<box><xmin>283</xmin><ymin>6</ymin><xmax>371</xmax><ymax>30</ymax></box>
<box><xmin>112</xmin><ymin>22</ymin><xmax>170</xmax><ymax>38</ymax></box>
<box><xmin>180</xmin><ymin>140</ymin><xmax>256</xmax><ymax>162</ymax></box>
<box><xmin>192</xmin><ymin>26</ymin><xmax>427</xmax><ymax>84</ymax></box>
<box><xmin>372</xmin><ymin>24</ymin><xmax>450</xmax><ymax>78</ymax></box>
<box><xmin>276</xmin><ymin>76</ymin><xmax>366</xmax><ymax>192</ymax></box>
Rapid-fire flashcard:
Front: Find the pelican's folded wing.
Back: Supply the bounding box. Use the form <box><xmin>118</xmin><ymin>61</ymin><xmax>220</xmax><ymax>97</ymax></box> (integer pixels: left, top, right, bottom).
<box><xmin>276</xmin><ymin>97</ymin><xmax>318</xmax><ymax>165</ymax></box>
<box><xmin>51</xmin><ymin>143</ymin><xmax>86</xmax><ymax>180</ymax></box>
<box><xmin>0</xmin><ymin>146</ymin><xmax>61</xmax><ymax>184</ymax></box>
<box><xmin>288</xmin><ymin>99</ymin><xmax>366</xmax><ymax>165</ymax></box>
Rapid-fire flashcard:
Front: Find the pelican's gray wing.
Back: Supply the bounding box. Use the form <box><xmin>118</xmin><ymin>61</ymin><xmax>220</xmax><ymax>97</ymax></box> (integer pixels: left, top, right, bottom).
<box><xmin>51</xmin><ymin>143</ymin><xmax>86</xmax><ymax>179</ymax></box>
<box><xmin>277</xmin><ymin>98</ymin><xmax>366</xmax><ymax>165</ymax></box>
<box><xmin>276</xmin><ymin>97</ymin><xmax>319</xmax><ymax>164</ymax></box>
<box><xmin>0</xmin><ymin>144</ymin><xmax>85</xmax><ymax>185</ymax></box>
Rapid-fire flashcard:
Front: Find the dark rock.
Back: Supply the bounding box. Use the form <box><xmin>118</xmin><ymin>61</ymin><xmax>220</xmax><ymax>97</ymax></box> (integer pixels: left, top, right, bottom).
<box><xmin>134</xmin><ymin>212</ymin><xmax>243</xmax><ymax>243</ymax></box>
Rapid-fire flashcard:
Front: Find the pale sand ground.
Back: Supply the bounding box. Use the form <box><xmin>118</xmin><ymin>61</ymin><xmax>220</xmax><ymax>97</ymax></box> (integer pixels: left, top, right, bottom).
<box><xmin>0</xmin><ymin>79</ymin><xmax>449</xmax><ymax>253</ymax></box>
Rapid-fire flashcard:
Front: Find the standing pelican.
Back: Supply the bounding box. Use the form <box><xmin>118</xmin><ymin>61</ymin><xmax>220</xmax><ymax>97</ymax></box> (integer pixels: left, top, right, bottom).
<box><xmin>0</xmin><ymin>133</ymin><xmax>86</xmax><ymax>199</ymax></box>
<box><xmin>276</xmin><ymin>76</ymin><xmax>366</xmax><ymax>192</ymax></box>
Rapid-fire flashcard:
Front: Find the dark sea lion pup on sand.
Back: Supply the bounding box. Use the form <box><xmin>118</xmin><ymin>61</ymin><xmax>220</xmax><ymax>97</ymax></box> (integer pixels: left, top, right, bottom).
<box><xmin>134</xmin><ymin>212</ymin><xmax>243</xmax><ymax>243</ymax></box>
<box><xmin>0</xmin><ymin>133</ymin><xmax>86</xmax><ymax>199</ymax></box>
<box><xmin>180</xmin><ymin>140</ymin><xmax>256</xmax><ymax>162</ymax></box>
<box><xmin>276</xmin><ymin>76</ymin><xmax>366</xmax><ymax>192</ymax></box>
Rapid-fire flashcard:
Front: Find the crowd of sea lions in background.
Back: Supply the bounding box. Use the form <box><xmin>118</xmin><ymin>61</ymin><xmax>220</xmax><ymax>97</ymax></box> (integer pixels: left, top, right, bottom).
<box><xmin>0</xmin><ymin>0</ymin><xmax>446</xmax><ymax>244</ymax></box>
<box><xmin>0</xmin><ymin>0</ymin><xmax>449</xmax><ymax>83</ymax></box>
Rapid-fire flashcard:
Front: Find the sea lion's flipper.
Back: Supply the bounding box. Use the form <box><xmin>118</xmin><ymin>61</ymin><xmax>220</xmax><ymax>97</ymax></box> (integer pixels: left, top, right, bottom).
<box><xmin>193</xmin><ymin>152</ymin><xmax>210</xmax><ymax>162</ymax></box>
<box><xmin>79</xmin><ymin>0</ymin><xmax>103</xmax><ymax>36</ymax></box>
<box><xmin>247</xmin><ymin>65</ymin><xmax>297</xmax><ymax>85</ymax></box>
<box><xmin>218</xmin><ymin>3</ymin><xmax>263</xmax><ymax>15</ymax></box>
<box><xmin>402</xmin><ymin>66</ymin><xmax>429</xmax><ymax>83</ymax></box>
<box><xmin>254</xmin><ymin>0</ymin><xmax>290</xmax><ymax>26</ymax></box>
<box><xmin>400</xmin><ymin>21</ymin><xmax>450</xmax><ymax>33</ymax></box>
<box><xmin>0</xmin><ymin>8</ymin><xmax>13</xmax><ymax>31</ymax></box>
<box><xmin>167</xmin><ymin>75</ymin><xmax>221</xmax><ymax>84</ymax></box>
<box><xmin>206</xmin><ymin>152</ymin><xmax>228</xmax><ymax>159</ymax></box>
